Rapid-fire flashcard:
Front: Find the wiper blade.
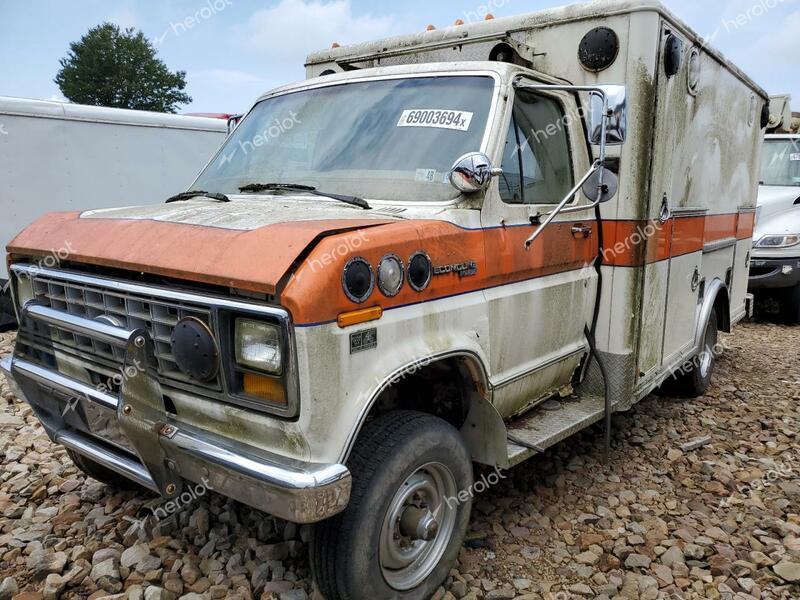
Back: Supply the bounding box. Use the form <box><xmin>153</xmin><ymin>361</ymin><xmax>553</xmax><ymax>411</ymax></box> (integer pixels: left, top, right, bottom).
<box><xmin>238</xmin><ymin>182</ymin><xmax>370</xmax><ymax>210</ymax></box>
<box><xmin>166</xmin><ymin>190</ymin><xmax>230</xmax><ymax>204</ymax></box>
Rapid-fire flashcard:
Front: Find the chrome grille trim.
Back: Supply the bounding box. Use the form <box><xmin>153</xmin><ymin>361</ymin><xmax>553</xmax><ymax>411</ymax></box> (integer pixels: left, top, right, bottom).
<box><xmin>22</xmin><ymin>269</ymin><xmax>219</xmax><ymax>388</ymax></box>
<box><xmin>10</xmin><ymin>264</ymin><xmax>300</xmax><ymax>418</ymax></box>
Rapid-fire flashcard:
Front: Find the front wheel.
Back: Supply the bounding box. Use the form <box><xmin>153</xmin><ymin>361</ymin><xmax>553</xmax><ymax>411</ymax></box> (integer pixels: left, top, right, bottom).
<box><xmin>311</xmin><ymin>411</ymin><xmax>473</xmax><ymax>600</ymax></box>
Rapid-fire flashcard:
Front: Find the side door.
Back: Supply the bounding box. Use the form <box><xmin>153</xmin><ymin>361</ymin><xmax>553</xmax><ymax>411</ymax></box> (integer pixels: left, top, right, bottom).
<box><xmin>638</xmin><ymin>26</ymin><xmax>705</xmax><ymax>383</ymax></box>
<box><xmin>481</xmin><ymin>86</ymin><xmax>597</xmax><ymax>418</ymax></box>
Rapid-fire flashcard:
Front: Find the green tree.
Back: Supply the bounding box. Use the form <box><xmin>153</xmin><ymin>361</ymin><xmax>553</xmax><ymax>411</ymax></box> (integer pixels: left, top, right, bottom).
<box><xmin>55</xmin><ymin>23</ymin><xmax>191</xmax><ymax>113</ymax></box>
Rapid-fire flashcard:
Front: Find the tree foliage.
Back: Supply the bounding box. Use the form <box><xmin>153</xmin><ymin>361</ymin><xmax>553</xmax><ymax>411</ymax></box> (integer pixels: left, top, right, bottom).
<box><xmin>55</xmin><ymin>23</ymin><xmax>191</xmax><ymax>113</ymax></box>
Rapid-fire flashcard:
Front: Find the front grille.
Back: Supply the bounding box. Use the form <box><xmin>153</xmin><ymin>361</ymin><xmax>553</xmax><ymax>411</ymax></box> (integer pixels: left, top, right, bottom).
<box><xmin>28</xmin><ymin>273</ymin><xmax>221</xmax><ymax>390</ymax></box>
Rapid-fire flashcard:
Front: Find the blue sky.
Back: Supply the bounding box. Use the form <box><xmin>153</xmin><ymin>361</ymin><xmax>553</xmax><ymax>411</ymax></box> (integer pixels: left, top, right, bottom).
<box><xmin>1</xmin><ymin>0</ymin><xmax>798</xmax><ymax>113</ymax></box>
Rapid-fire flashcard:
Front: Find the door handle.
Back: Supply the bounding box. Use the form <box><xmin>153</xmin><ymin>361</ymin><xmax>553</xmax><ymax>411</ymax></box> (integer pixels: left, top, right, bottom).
<box><xmin>571</xmin><ymin>224</ymin><xmax>592</xmax><ymax>239</ymax></box>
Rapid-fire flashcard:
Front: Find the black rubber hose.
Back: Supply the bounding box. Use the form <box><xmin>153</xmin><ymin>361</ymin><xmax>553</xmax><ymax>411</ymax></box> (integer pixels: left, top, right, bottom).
<box><xmin>589</xmin><ymin>202</ymin><xmax>612</xmax><ymax>460</ymax></box>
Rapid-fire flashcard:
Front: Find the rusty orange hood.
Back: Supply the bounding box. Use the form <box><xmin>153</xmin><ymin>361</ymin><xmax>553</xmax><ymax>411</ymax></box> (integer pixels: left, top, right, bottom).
<box><xmin>7</xmin><ymin>199</ymin><xmax>396</xmax><ymax>295</ymax></box>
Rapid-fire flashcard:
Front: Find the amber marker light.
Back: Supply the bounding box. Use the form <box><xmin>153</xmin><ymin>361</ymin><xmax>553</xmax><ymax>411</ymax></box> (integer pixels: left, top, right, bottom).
<box><xmin>337</xmin><ymin>305</ymin><xmax>383</xmax><ymax>328</ymax></box>
<box><xmin>243</xmin><ymin>372</ymin><xmax>287</xmax><ymax>405</ymax></box>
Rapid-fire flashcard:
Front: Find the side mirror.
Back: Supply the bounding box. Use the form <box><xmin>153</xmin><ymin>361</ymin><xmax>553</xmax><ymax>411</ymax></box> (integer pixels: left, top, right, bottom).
<box><xmin>582</xmin><ymin>166</ymin><xmax>618</xmax><ymax>203</ymax></box>
<box><xmin>227</xmin><ymin>114</ymin><xmax>243</xmax><ymax>135</ymax></box>
<box><xmin>589</xmin><ymin>85</ymin><xmax>627</xmax><ymax>146</ymax></box>
<box><xmin>449</xmin><ymin>152</ymin><xmax>503</xmax><ymax>194</ymax></box>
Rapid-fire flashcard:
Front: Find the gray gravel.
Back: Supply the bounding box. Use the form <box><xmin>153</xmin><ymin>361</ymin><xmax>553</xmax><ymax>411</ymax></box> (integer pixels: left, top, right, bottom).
<box><xmin>0</xmin><ymin>319</ymin><xmax>798</xmax><ymax>599</ymax></box>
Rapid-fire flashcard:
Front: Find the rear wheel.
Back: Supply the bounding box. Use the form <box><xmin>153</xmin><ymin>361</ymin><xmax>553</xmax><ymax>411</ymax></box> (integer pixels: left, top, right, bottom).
<box><xmin>67</xmin><ymin>450</ymin><xmax>140</xmax><ymax>489</ymax></box>
<box><xmin>780</xmin><ymin>284</ymin><xmax>800</xmax><ymax>324</ymax></box>
<box><xmin>662</xmin><ymin>308</ymin><xmax>719</xmax><ymax>398</ymax></box>
<box><xmin>311</xmin><ymin>411</ymin><xmax>473</xmax><ymax>600</ymax></box>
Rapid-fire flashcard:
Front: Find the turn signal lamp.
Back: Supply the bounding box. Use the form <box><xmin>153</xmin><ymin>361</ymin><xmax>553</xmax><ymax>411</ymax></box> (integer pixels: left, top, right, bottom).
<box><xmin>243</xmin><ymin>373</ymin><xmax>287</xmax><ymax>405</ymax></box>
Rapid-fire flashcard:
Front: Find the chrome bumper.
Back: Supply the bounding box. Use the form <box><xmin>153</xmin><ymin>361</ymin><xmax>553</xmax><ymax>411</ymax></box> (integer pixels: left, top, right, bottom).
<box><xmin>4</xmin><ymin>305</ymin><xmax>350</xmax><ymax>524</ymax></box>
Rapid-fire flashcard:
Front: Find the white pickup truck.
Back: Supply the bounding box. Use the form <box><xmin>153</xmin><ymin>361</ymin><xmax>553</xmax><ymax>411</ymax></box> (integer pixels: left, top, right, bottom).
<box><xmin>750</xmin><ymin>134</ymin><xmax>800</xmax><ymax>322</ymax></box>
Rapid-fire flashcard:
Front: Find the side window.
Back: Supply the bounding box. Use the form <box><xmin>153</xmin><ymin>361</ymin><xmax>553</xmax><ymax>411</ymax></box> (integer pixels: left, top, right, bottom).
<box><xmin>499</xmin><ymin>91</ymin><xmax>574</xmax><ymax>205</ymax></box>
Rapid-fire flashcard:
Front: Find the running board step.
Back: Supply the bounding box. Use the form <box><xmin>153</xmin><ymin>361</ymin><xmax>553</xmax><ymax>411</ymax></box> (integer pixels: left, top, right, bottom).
<box><xmin>505</xmin><ymin>394</ymin><xmax>612</xmax><ymax>467</ymax></box>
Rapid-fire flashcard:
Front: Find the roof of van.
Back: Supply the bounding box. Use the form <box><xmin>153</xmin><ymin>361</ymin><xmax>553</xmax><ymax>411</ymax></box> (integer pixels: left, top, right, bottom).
<box><xmin>306</xmin><ymin>0</ymin><xmax>766</xmax><ymax>98</ymax></box>
<box><xmin>0</xmin><ymin>96</ymin><xmax>228</xmax><ymax>132</ymax></box>
<box><xmin>256</xmin><ymin>62</ymin><xmax>521</xmax><ymax>102</ymax></box>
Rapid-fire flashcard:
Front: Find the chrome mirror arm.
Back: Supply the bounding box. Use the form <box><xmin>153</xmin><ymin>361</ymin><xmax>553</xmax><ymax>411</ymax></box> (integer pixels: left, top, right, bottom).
<box><xmin>524</xmin><ymin>160</ymin><xmax>602</xmax><ymax>249</ymax></box>
<box><xmin>513</xmin><ymin>78</ymin><xmax>614</xmax><ymax>250</ymax></box>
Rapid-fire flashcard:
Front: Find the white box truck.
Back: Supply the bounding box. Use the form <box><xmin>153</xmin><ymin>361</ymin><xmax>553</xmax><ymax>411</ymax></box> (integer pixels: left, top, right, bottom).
<box><xmin>0</xmin><ymin>97</ymin><xmax>229</xmax><ymax>329</ymax></box>
<box><xmin>3</xmin><ymin>2</ymin><xmax>765</xmax><ymax>597</ymax></box>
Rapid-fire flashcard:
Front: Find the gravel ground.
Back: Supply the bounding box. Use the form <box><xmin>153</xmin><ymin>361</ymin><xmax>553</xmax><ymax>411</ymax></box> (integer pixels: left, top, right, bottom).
<box><xmin>0</xmin><ymin>319</ymin><xmax>798</xmax><ymax>600</ymax></box>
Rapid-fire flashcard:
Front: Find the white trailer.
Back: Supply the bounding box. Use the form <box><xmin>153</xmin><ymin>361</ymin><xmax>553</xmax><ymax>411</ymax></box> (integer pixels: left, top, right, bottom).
<box><xmin>0</xmin><ymin>97</ymin><xmax>228</xmax><ymax>328</ymax></box>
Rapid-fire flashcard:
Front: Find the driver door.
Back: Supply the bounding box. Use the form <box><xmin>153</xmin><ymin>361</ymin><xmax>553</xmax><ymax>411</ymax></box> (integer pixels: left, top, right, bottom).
<box><xmin>481</xmin><ymin>87</ymin><xmax>597</xmax><ymax>418</ymax></box>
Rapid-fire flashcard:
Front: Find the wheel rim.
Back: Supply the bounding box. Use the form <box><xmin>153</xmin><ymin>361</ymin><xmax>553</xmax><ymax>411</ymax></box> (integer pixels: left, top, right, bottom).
<box><xmin>699</xmin><ymin>317</ymin><xmax>717</xmax><ymax>378</ymax></box>
<box><xmin>379</xmin><ymin>462</ymin><xmax>458</xmax><ymax>591</ymax></box>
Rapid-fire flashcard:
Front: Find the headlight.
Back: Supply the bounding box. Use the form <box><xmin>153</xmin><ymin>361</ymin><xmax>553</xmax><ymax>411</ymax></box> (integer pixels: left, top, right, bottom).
<box><xmin>377</xmin><ymin>254</ymin><xmax>404</xmax><ymax>297</ymax></box>
<box><xmin>234</xmin><ymin>319</ymin><xmax>282</xmax><ymax>374</ymax></box>
<box><xmin>755</xmin><ymin>234</ymin><xmax>800</xmax><ymax>248</ymax></box>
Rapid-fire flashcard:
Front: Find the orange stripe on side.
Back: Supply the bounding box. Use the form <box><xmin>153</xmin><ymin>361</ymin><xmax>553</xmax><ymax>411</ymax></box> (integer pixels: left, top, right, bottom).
<box><xmin>283</xmin><ymin>219</ymin><xmax>597</xmax><ymax>325</ymax></box>
<box><xmin>9</xmin><ymin>209</ymin><xmax>756</xmax><ymax>327</ymax></box>
<box><xmin>736</xmin><ymin>212</ymin><xmax>755</xmax><ymax>240</ymax></box>
<box><xmin>703</xmin><ymin>214</ymin><xmax>738</xmax><ymax>244</ymax></box>
<box><xmin>671</xmin><ymin>216</ymin><xmax>705</xmax><ymax>257</ymax></box>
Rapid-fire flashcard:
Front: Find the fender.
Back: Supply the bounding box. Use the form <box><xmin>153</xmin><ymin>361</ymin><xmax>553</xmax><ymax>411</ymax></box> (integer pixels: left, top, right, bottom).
<box><xmin>692</xmin><ymin>277</ymin><xmax>730</xmax><ymax>355</ymax></box>
<box><xmin>338</xmin><ymin>350</ymin><xmax>508</xmax><ymax>466</ymax></box>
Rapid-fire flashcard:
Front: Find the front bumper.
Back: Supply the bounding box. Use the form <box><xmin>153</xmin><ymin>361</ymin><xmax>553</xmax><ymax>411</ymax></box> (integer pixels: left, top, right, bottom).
<box><xmin>748</xmin><ymin>256</ymin><xmax>800</xmax><ymax>290</ymax></box>
<box><xmin>1</xmin><ymin>305</ymin><xmax>351</xmax><ymax>524</ymax></box>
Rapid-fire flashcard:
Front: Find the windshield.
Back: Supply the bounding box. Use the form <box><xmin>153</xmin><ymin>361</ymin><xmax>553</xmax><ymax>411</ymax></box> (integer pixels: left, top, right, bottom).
<box><xmin>760</xmin><ymin>139</ymin><xmax>800</xmax><ymax>187</ymax></box>
<box><xmin>193</xmin><ymin>75</ymin><xmax>496</xmax><ymax>202</ymax></box>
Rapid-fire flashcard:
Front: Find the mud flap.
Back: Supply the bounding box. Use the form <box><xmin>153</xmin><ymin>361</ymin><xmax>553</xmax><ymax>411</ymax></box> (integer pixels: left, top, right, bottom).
<box><xmin>117</xmin><ymin>330</ymin><xmax>182</xmax><ymax>498</ymax></box>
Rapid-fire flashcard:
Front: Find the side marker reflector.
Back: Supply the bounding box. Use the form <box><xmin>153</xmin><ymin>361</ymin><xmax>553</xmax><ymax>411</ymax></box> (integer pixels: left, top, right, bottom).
<box><xmin>337</xmin><ymin>306</ymin><xmax>383</xmax><ymax>328</ymax></box>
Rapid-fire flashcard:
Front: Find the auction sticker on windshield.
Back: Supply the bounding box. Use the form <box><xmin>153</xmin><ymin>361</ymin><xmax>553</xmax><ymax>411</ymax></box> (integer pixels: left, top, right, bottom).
<box><xmin>397</xmin><ymin>109</ymin><xmax>473</xmax><ymax>131</ymax></box>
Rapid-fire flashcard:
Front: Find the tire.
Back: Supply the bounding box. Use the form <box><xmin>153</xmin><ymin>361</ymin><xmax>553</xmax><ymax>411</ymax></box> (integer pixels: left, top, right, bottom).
<box><xmin>67</xmin><ymin>449</ymin><xmax>141</xmax><ymax>489</ymax></box>
<box><xmin>661</xmin><ymin>308</ymin><xmax>719</xmax><ymax>398</ymax></box>
<box><xmin>311</xmin><ymin>411</ymin><xmax>473</xmax><ymax>600</ymax></box>
<box><xmin>780</xmin><ymin>284</ymin><xmax>800</xmax><ymax>325</ymax></box>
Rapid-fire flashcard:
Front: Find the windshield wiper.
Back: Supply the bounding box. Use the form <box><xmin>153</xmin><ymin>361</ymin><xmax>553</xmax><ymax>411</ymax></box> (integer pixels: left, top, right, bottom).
<box><xmin>166</xmin><ymin>190</ymin><xmax>230</xmax><ymax>204</ymax></box>
<box><xmin>238</xmin><ymin>182</ymin><xmax>370</xmax><ymax>210</ymax></box>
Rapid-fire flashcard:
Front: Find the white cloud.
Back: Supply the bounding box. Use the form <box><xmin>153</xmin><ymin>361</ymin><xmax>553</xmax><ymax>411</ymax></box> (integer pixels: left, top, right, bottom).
<box><xmin>236</xmin><ymin>0</ymin><xmax>399</xmax><ymax>59</ymax></box>
<box><xmin>189</xmin><ymin>69</ymin><xmax>271</xmax><ymax>87</ymax></box>
<box><xmin>750</xmin><ymin>8</ymin><xmax>800</xmax><ymax>63</ymax></box>
<box><xmin>109</xmin><ymin>4</ymin><xmax>139</xmax><ymax>30</ymax></box>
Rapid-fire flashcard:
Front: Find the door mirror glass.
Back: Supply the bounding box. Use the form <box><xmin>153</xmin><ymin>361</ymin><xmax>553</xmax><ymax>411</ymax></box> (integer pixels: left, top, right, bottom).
<box><xmin>589</xmin><ymin>85</ymin><xmax>627</xmax><ymax>146</ymax></box>
<box><xmin>582</xmin><ymin>166</ymin><xmax>618</xmax><ymax>203</ymax></box>
<box><xmin>449</xmin><ymin>152</ymin><xmax>502</xmax><ymax>193</ymax></box>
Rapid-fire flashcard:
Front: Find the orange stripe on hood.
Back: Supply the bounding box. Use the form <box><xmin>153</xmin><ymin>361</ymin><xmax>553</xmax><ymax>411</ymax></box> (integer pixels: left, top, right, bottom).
<box><xmin>7</xmin><ymin>211</ymin><xmax>393</xmax><ymax>295</ymax></box>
